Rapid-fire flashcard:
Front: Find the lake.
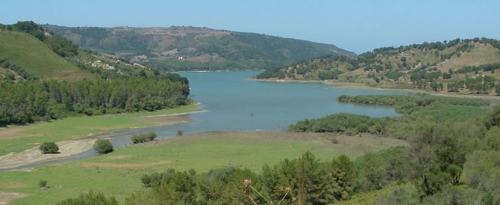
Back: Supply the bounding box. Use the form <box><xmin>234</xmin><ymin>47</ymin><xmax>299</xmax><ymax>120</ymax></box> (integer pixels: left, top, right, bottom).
<box><xmin>134</xmin><ymin>71</ymin><xmax>404</xmax><ymax>136</ymax></box>
<box><xmin>8</xmin><ymin>71</ymin><xmax>407</xmax><ymax>169</ymax></box>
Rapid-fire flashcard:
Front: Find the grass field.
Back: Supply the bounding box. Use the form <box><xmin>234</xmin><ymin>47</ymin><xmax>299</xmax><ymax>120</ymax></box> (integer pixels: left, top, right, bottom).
<box><xmin>0</xmin><ymin>104</ymin><xmax>200</xmax><ymax>157</ymax></box>
<box><xmin>0</xmin><ymin>31</ymin><xmax>94</xmax><ymax>80</ymax></box>
<box><xmin>0</xmin><ymin>131</ymin><xmax>406</xmax><ymax>204</ymax></box>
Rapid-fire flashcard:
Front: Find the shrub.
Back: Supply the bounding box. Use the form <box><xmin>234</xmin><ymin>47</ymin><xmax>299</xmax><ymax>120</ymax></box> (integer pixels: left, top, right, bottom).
<box><xmin>146</xmin><ymin>132</ymin><xmax>158</xmax><ymax>141</ymax></box>
<box><xmin>131</xmin><ymin>132</ymin><xmax>158</xmax><ymax>144</ymax></box>
<box><xmin>131</xmin><ymin>134</ymin><xmax>147</xmax><ymax>144</ymax></box>
<box><xmin>331</xmin><ymin>136</ymin><xmax>339</xmax><ymax>144</ymax></box>
<box><xmin>39</xmin><ymin>142</ymin><xmax>59</xmax><ymax>154</ymax></box>
<box><xmin>39</xmin><ymin>180</ymin><xmax>47</xmax><ymax>188</ymax></box>
<box><xmin>93</xmin><ymin>139</ymin><xmax>113</xmax><ymax>154</ymax></box>
<box><xmin>56</xmin><ymin>190</ymin><xmax>118</xmax><ymax>205</ymax></box>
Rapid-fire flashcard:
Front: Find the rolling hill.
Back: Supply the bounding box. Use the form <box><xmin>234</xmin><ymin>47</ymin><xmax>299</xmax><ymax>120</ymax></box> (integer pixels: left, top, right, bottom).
<box><xmin>42</xmin><ymin>25</ymin><xmax>356</xmax><ymax>71</ymax></box>
<box><xmin>256</xmin><ymin>38</ymin><xmax>500</xmax><ymax>95</ymax></box>
<box><xmin>0</xmin><ymin>30</ymin><xmax>94</xmax><ymax>81</ymax></box>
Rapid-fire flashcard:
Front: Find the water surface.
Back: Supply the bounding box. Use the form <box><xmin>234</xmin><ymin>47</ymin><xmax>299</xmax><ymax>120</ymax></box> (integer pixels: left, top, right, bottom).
<box><xmin>4</xmin><ymin>71</ymin><xmax>407</xmax><ymax>170</ymax></box>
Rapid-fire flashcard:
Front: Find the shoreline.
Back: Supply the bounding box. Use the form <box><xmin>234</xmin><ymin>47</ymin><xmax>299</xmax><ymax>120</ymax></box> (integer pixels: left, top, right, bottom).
<box><xmin>0</xmin><ymin>110</ymin><xmax>205</xmax><ymax>171</ymax></box>
<box><xmin>251</xmin><ymin>78</ymin><xmax>500</xmax><ymax>101</ymax></box>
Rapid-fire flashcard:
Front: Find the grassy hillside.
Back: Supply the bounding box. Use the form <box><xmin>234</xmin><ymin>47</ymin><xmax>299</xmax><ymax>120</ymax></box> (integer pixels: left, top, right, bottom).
<box><xmin>42</xmin><ymin>25</ymin><xmax>356</xmax><ymax>71</ymax></box>
<box><xmin>256</xmin><ymin>38</ymin><xmax>500</xmax><ymax>96</ymax></box>
<box><xmin>0</xmin><ymin>31</ymin><xmax>93</xmax><ymax>80</ymax></box>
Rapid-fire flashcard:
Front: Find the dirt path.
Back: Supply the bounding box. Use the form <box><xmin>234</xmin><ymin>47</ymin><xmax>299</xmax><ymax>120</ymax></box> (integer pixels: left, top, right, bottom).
<box><xmin>0</xmin><ymin>192</ymin><xmax>28</xmax><ymax>205</ymax></box>
<box><xmin>0</xmin><ymin>138</ymin><xmax>96</xmax><ymax>170</ymax></box>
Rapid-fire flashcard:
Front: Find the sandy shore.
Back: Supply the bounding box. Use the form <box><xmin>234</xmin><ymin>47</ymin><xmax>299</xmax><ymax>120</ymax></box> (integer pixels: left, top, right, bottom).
<box><xmin>0</xmin><ymin>113</ymin><xmax>197</xmax><ymax>171</ymax></box>
<box><xmin>0</xmin><ymin>139</ymin><xmax>96</xmax><ymax>170</ymax></box>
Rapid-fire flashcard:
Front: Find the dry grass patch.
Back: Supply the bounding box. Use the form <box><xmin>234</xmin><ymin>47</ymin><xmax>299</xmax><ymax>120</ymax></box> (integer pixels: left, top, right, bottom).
<box><xmin>0</xmin><ymin>192</ymin><xmax>29</xmax><ymax>205</ymax></box>
<box><xmin>78</xmin><ymin>160</ymin><xmax>171</xmax><ymax>169</ymax></box>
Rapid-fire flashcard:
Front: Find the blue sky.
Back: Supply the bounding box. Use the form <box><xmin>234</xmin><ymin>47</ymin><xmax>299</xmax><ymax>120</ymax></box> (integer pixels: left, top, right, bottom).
<box><xmin>2</xmin><ymin>0</ymin><xmax>499</xmax><ymax>54</ymax></box>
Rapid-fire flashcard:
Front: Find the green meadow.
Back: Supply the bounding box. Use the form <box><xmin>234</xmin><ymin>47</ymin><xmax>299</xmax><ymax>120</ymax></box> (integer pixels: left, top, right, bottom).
<box><xmin>0</xmin><ymin>131</ymin><xmax>406</xmax><ymax>204</ymax></box>
<box><xmin>0</xmin><ymin>104</ymin><xmax>200</xmax><ymax>157</ymax></box>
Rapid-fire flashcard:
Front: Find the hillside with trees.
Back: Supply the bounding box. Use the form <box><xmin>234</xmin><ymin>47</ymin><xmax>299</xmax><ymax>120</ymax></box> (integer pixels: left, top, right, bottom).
<box><xmin>255</xmin><ymin>38</ymin><xmax>500</xmax><ymax>96</ymax></box>
<box><xmin>0</xmin><ymin>21</ymin><xmax>190</xmax><ymax>126</ymax></box>
<box><xmin>41</xmin><ymin>25</ymin><xmax>355</xmax><ymax>71</ymax></box>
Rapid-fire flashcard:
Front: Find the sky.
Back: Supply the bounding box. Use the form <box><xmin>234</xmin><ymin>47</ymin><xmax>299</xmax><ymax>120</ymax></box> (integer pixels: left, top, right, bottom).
<box><xmin>1</xmin><ymin>0</ymin><xmax>499</xmax><ymax>54</ymax></box>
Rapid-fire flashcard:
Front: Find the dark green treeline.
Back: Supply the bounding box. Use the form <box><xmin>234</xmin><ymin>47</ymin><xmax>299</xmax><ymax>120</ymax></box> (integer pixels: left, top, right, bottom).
<box><xmin>0</xmin><ymin>78</ymin><xmax>189</xmax><ymax>126</ymax></box>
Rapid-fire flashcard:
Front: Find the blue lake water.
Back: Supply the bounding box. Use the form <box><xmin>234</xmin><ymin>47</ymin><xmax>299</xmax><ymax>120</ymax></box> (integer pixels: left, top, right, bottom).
<box><xmin>141</xmin><ymin>71</ymin><xmax>404</xmax><ymax>135</ymax></box>
<box><xmin>3</xmin><ymin>71</ymin><xmax>408</xmax><ymax>170</ymax></box>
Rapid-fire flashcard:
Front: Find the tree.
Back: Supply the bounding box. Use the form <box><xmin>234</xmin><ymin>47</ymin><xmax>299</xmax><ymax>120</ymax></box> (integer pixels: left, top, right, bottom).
<box><xmin>407</xmin><ymin>122</ymin><xmax>467</xmax><ymax>196</ymax></box>
<box><xmin>93</xmin><ymin>139</ymin><xmax>113</xmax><ymax>154</ymax></box>
<box><xmin>39</xmin><ymin>142</ymin><xmax>59</xmax><ymax>154</ymax></box>
<box><xmin>495</xmin><ymin>84</ymin><xmax>500</xmax><ymax>96</ymax></box>
<box><xmin>56</xmin><ymin>190</ymin><xmax>118</xmax><ymax>205</ymax></box>
<box><xmin>331</xmin><ymin>155</ymin><xmax>354</xmax><ymax>200</ymax></box>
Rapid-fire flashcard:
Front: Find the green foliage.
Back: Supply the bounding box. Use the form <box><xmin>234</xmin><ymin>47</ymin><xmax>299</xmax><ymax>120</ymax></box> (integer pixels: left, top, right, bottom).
<box><xmin>131</xmin><ymin>132</ymin><xmax>157</xmax><ymax>144</ymax></box>
<box><xmin>288</xmin><ymin>113</ymin><xmax>379</xmax><ymax>134</ymax></box>
<box><xmin>337</xmin><ymin>94</ymin><xmax>489</xmax><ymax>115</ymax></box>
<box><xmin>483</xmin><ymin>105</ymin><xmax>500</xmax><ymax>130</ymax></box>
<box><xmin>39</xmin><ymin>142</ymin><xmax>59</xmax><ymax>154</ymax></box>
<box><xmin>56</xmin><ymin>190</ymin><xmax>118</xmax><ymax>205</ymax></box>
<box><xmin>0</xmin><ymin>78</ymin><xmax>189</xmax><ymax>126</ymax></box>
<box><xmin>39</xmin><ymin>180</ymin><xmax>48</xmax><ymax>188</ymax></box>
<box><xmin>93</xmin><ymin>139</ymin><xmax>113</xmax><ymax>154</ymax></box>
<box><xmin>407</xmin><ymin>122</ymin><xmax>469</xmax><ymax>196</ymax></box>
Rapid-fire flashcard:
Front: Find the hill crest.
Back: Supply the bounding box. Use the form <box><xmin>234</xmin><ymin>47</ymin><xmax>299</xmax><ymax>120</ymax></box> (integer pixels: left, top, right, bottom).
<box><xmin>42</xmin><ymin>25</ymin><xmax>356</xmax><ymax>71</ymax></box>
<box><xmin>255</xmin><ymin>38</ymin><xmax>500</xmax><ymax>95</ymax></box>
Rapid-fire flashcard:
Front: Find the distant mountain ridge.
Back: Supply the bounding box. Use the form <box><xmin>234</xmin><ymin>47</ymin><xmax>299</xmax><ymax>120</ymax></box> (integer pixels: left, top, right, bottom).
<box><xmin>42</xmin><ymin>25</ymin><xmax>355</xmax><ymax>71</ymax></box>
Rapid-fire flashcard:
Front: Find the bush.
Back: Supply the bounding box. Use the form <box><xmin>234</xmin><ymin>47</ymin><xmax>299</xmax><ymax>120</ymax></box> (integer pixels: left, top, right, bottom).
<box><xmin>39</xmin><ymin>142</ymin><xmax>59</xmax><ymax>154</ymax></box>
<box><xmin>131</xmin><ymin>134</ymin><xmax>147</xmax><ymax>144</ymax></box>
<box><xmin>93</xmin><ymin>139</ymin><xmax>113</xmax><ymax>154</ymax></box>
<box><xmin>56</xmin><ymin>190</ymin><xmax>118</xmax><ymax>205</ymax></box>
<box><xmin>39</xmin><ymin>180</ymin><xmax>47</xmax><ymax>188</ymax></box>
<box><xmin>131</xmin><ymin>132</ymin><xmax>158</xmax><ymax>144</ymax></box>
<box><xmin>146</xmin><ymin>132</ymin><xmax>157</xmax><ymax>141</ymax></box>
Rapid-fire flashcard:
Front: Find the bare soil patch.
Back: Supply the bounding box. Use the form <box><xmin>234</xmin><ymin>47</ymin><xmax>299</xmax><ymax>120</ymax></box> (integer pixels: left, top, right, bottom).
<box><xmin>0</xmin><ymin>192</ymin><xmax>28</xmax><ymax>205</ymax></box>
<box><xmin>135</xmin><ymin>114</ymin><xmax>194</xmax><ymax>126</ymax></box>
<box><xmin>0</xmin><ymin>139</ymin><xmax>96</xmax><ymax>170</ymax></box>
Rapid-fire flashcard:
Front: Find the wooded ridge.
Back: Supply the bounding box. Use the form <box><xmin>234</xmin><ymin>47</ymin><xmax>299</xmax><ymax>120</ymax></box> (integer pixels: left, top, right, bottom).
<box><xmin>42</xmin><ymin>24</ymin><xmax>355</xmax><ymax>71</ymax></box>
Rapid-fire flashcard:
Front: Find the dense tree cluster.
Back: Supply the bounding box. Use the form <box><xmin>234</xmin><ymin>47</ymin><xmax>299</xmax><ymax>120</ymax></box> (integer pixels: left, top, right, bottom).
<box><xmin>286</xmin><ymin>96</ymin><xmax>500</xmax><ymax>204</ymax></box>
<box><xmin>125</xmin><ymin>152</ymin><xmax>360</xmax><ymax>204</ymax></box>
<box><xmin>56</xmin><ymin>190</ymin><xmax>118</xmax><ymax>205</ymax></box>
<box><xmin>0</xmin><ymin>78</ymin><xmax>189</xmax><ymax>126</ymax></box>
<box><xmin>455</xmin><ymin>62</ymin><xmax>500</xmax><ymax>74</ymax></box>
<box><xmin>290</xmin><ymin>95</ymin><xmax>490</xmax><ymax>139</ymax></box>
<box><xmin>337</xmin><ymin>94</ymin><xmax>489</xmax><ymax>114</ymax></box>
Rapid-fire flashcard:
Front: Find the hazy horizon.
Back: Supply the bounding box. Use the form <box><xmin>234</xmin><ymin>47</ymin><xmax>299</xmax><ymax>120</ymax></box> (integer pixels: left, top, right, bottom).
<box><xmin>2</xmin><ymin>0</ymin><xmax>499</xmax><ymax>54</ymax></box>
